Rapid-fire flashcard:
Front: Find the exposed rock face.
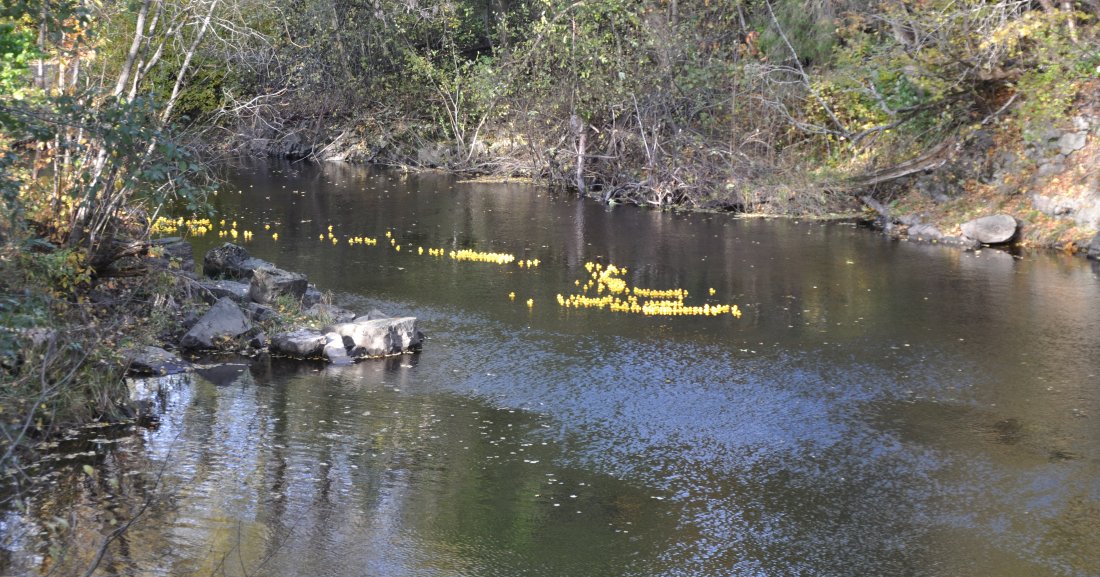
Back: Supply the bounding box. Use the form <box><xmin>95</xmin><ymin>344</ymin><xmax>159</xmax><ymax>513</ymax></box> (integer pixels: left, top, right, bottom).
<box><xmin>203</xmin><ymin>243</ymin><xmax>274</xmax><ymax>280</ymax></box>
<box><xmin>1088</xmin><ymin>233</ymin><xmax>1100</xmax><ymax>260</ymax></box>
<box><xmin>180</xmin><ymin>297</ymin><xmax>253</xmax><ymax>350</ymax></box>
<box><xmin>125</xmin><ymin>346</ymin><xmax>191</xmax><ymax>376</ymax></box>
<box><xmin>271</xmin><ymin>329</ymin><xmax>326</xmax><ymax>357</ymax></box>
<box><xmin>249</xmin><ymin>267</ymin><xmax>308</xmax><ymax>305</ymax></box>
<box><xmin>326</xmin><ymin>317</ymin><xmax>423</xmax><ymax>358</ymax></box>
<box><xmin>961</xmin><ymin>214</ymin><xmax>1018</xmax><ymax>244</ymax></box>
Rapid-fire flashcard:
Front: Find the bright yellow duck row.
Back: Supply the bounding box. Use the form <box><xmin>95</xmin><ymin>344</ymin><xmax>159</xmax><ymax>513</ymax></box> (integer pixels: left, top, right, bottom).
<box><xmin>449</xmin><ymin>250</ymin><xmax>516</xmax><ymax>264</ymax></box>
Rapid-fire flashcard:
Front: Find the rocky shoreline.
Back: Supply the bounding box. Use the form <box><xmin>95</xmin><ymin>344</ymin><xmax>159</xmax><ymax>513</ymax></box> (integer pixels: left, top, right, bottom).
<box><xmin>125</xmin><ymin>241</ymin><xmax>423</xmax><ymax>379</ymax></box>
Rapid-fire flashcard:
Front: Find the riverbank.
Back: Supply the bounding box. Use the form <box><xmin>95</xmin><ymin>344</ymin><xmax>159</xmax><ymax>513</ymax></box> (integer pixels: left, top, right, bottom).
<box><xmin>1</xmin><ymin>236</ymin><xmax>422</xmax><ymax>471</ymax></box>
<box><xmin>233</xmin><ymin>104</ymin><xmax>1100</xmax><ymax>257</ymax></box>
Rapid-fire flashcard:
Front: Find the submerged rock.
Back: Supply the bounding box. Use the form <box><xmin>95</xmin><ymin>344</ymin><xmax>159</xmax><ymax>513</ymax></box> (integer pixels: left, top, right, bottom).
<box><xmin>271</xmin><ymin>329</ymin><xmax>326</xmax><ymax>357</ymax></box>
<box><xmin>961</xmin><ymin>214</ymin><xmax>1017</xmax><ymax>245</ymax></box>
<box><xmin>125</xmin><ymin>346</ymin><xmax>191</xmax><ymax>376</ymax></box>
<box><xmin>326</xmin><ymin>316</ymin><xmax>423</xmax><ymax>358</ymax></box>
<box><xmin>249</xmin><ymin>267</ymin><xmax>308</xmax><ymax>305</ymax></box>
<box><xmin>180</xmin><ymin>297</ymin><xmax>253</xmax><ymax>350</ymax></box>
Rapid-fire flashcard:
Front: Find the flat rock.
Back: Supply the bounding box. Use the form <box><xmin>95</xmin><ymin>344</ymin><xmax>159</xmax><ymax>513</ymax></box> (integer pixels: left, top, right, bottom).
<box><xmin>198</xmin><ymin>280</ymin><xmax>251</xmax><ymax>303</ymax></box>
<box><xmin>203</xmin><ymin>243</ymin><xmax>274</xmax><ymax>280</ymax></box>
<box><xmin>271</xmin><ymin>329</ymin><xmax>326</xmax><ymax>357</ymax></box>
<box><xmin>326</xmin><ymin>316</ymin><xmax>423</xmax><ymax>358</ymax></box>
<box><xmin>249</xmin><ymin>267</ymin><xmax>308</xmax><ymax>305</ymax></box>
<box><xmin>1088</xmin><ymin>233</ymin><xmax>1100</xmax><ymax>260</ymax></box>
<box><xmin>305</xmin><ymin>303</ymin><xmax>357</xmax><ymax>323</ymax></box>
<box><xmin>960</xmin><ymin>214</ymin><xmax>1017</xmax><ymax>245</ymax></box>
<box><xmin>180</xmin><ymin>297</ymin><xmax>253</xmax><ymax>350</ymax></box>
<box><xmin>125</xmin><ymin>346</ymin><xmax>191</xmax><ymax>376</ymax></box>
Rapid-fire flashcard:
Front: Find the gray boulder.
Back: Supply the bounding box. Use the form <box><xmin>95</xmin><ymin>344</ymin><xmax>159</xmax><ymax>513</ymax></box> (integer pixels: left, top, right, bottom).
<box><xmin>271</xmin><ymin>329</ymin><xmax>326</xmax><ymax>357</ymax></box>
<box><xmin>305</xmin><ymin>303</ymin><xmax>357</xmax><ymax>323</ymax></box>
<box><xmin>249</xmin><ymin>267</ymin><xmax>308</xmax><ymax>305</ymax></box>
<box><xmin>198</xmin><ymin>279</ymin><xmax>251</xmax><ymax>303</ymax></box>
<box><xmin>203</xmin><ymin>243</ymin><xmax>274</xmax><ymax>280</ymax></box>
<box><xmin>180</xmin><ymin>297</ymin><xmax>253</xmax><ymax>350</ymax></box>
<box><xmin>326</xmin><ymin>316</ymin><xmax>423</xmax><ymax>358</ymax></box>
<box><xmin>323</xmin><ymin>332</ymin><xmax>353</xmax><ymax>365</ymax></box>
<box><xmin>1088</xmin><ymin>233</ymin><xmax>1100</xmax><ymax>261</ymax></box>
<box><xmin>125</xmin><ymin>346</ymin><xmax>191</xmax><ymax>376</ymax></box>
<box><xmin>960</xmin><ymin>214</ymin><xmax>1017</xmax><ymax>245</ymax></box>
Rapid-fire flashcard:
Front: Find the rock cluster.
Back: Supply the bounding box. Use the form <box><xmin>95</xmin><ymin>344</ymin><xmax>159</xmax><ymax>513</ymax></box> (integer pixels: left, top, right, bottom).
<box><xmin>126</xmin><ymin>242</ymin><xmax>423</xmax><ymax>376</ymax></box>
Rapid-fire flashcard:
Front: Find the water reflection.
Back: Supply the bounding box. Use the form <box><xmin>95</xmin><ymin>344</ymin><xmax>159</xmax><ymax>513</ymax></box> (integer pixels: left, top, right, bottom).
<box><xmin>3</xmin><ymin>160</ymin><xmax>1099</xmax><ymax>576</ymax></box>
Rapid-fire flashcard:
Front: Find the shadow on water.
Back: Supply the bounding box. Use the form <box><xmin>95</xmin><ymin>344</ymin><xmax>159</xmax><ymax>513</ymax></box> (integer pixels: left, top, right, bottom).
<box><xmin>3</xmin><ymin>160</ymin><xmax>1099</xmax><ymax>576</ymax></box>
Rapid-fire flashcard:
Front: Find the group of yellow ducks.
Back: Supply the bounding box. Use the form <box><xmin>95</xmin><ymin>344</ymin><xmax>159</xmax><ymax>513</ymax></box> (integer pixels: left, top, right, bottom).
<box><xmin>153</xmin><ymin>214</ymin><xmax>742</xmax><ymax>319</ymax></box>
<box><xmin>551</xmin><ymin>262</ymin><xmax>743</xmax><ymax>318</ymax></box>
<box><xmin>151</xmin><ymin>216</ymin><xmax>276</xmax><ymax>241</ymax></box>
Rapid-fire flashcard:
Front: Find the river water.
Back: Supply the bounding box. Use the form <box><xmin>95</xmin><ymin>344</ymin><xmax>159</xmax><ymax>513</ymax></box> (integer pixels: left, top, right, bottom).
<box><xmin>3</xmin><ymin>161</ymin><xmax>1100</xmax><ymax>576</ymax></box>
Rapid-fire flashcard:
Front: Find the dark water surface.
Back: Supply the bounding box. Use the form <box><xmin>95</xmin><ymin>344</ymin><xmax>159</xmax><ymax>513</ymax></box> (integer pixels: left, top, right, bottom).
<box><xmin>4</xmin><ymin>161</ymin><xmax>1100</xmax><ymax>576</ymax></box>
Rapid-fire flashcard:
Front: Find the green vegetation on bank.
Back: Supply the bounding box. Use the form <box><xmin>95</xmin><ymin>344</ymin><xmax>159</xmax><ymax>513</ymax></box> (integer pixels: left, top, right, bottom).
<box><xmin>206</xmin><ymin>0</ymin><xmax>1097</xmax><ymax>213</ymax></box>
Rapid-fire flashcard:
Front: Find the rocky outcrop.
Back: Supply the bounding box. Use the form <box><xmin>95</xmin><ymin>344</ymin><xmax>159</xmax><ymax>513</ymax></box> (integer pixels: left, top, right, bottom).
<box><xmin>961</xmin><ymin>214</ymin><xmax>1017</xmax><ymax>245</ymax></box>
<box><xmin>326</xmin><ymin>316</ymin><xmax>423</xmax><ymax>358</ymax></box>
<box><xmin>1088</xmin><ymin>233</ymin><xmax>1100</xmax><ymax>260</ymax></box>
<box><xmin>180</xmin><ymin>297</ymin><xmax>253</xmax><ymax>350</ymax></box>
<box><xmin>271</xmin><ymin>316</ymin><xmax>423</xmax><ymax>361</ymax></box>
<box><xmin>181</xmin><ymin>243</ymin><xmax>424</xmax><ymax>363</ymax></box>
<box><xmin>249</xmin><ymin>267</ymin><xmax>308</xmax><ymax>305</ymax></box>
